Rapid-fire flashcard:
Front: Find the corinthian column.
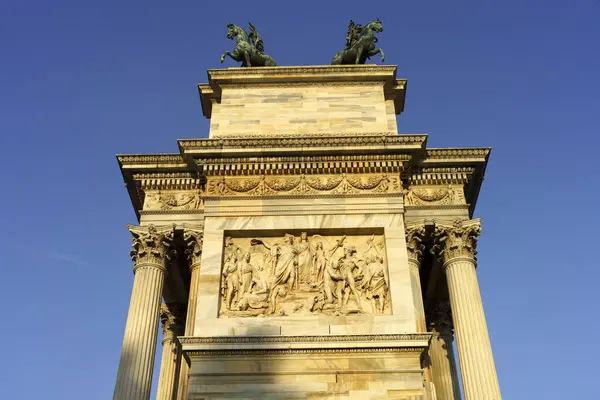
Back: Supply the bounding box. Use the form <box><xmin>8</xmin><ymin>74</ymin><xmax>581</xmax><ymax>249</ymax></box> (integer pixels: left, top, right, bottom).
<box><xmin>156</xmin><ymin>302</ymin><xmax>186</xmax><ymax>400</ymax></box>
<box><xmin>405</xmin><ymin>223</ymin><xmax>427</xmax><ymax>332</ymax></box>
<box><xmin>428</xmin><ymin>301</ymin><xmax>461</xmax><ymax>400</ymax></box>
<box><xmin>434</xmin><ymin>219</ymin><xmax>501</xmax><ymax>399</ymax></box>
<box><xmin>177</xmin><ymin>227</ymin><xmax>203</xmax><ymax>400</ymax></box>
<box><xmin>113</xmin><ymin>224</ymin><xmax>174</xmax><ymax>400</ymax></box>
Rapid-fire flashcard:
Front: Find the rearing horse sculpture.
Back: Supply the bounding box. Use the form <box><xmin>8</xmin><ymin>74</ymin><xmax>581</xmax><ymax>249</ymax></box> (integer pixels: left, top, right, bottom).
<box><xmin>220</xmin><ymin>22</ymin><xmax>277</xmax><ymax>67</ymax></box>
<box><xmin>331</xmin><ymin>19</ymin><xmax>385</xmax><ymax>65</ymax></box>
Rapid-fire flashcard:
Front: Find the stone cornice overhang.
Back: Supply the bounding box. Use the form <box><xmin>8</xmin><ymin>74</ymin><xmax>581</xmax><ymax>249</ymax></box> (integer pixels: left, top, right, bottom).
<box><xmin>417</xmin><ymin>148</ymin><xmax>491</xmax><ymax>217</ymax></box>
<box><xmin>117</xmin><ymin>138</ymin><xmax>490</xmax><ymax>220</ymax></box>
<box><xmin>198</xmin><ymin>65</ymin><xmax>407</xmax><ymax>118</ymax></box>
<box><xmin>179</xmin><ymin>333</ymin><xmax>432</xmax><ymax>360</ymax></box>
<box><xmin>117</xmin><ymin>153</ymin><xmax>193</xmax><ymax>220</ymax></box>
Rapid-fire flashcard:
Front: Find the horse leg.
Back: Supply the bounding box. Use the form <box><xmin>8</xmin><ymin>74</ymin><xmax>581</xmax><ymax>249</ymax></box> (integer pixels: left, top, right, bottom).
<box><xmin>367</xmin><ymin>48</ymin><xmax>385</xmax><ymax>63</ymax></box>
<box><xmin>355</xmin><ymin>47</ymin><xmax>363</xmax><ymax>64</ymax></box>
<box><xmin>243</xmin><ymin>51</ymin><xmax>252</xmax><ymax>67</ymax></box>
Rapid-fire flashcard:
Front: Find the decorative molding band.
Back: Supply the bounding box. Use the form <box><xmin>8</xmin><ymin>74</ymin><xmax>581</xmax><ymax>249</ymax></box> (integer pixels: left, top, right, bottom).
<box><xmin>425</xmin><ymin>148</ymin><xmax>490</xmax><ymax>160</ymax></box>
<box><xmin>219</xmin><ymin>81</ymin><xmax>386</xmax><ymax>89</ymax></box>
<box><xmin>406</xmin><ymin>168</ymin><xmax>474</xmax><ymax>185</ymax></box>
<box><xmin>197</xmin><ymin>155</ymin><xmax>409</xmax><ymax>176</ymax></box>
<box><xmin>205</xmin><ymin>173</ymin><xmax>402</xmax><ymax>197</ymax></box>
<box><xmin>117</xmin><ymin>154</ymin><xmax>185</xmax><ymax>166</ymax></box>
<box><xmin>404</xmin><ymin>204</ymin><xmax>470</xmax><ymax>211</ymax></box>
<box><xmin>180</xmin><ymin>333</ymin><xmax>431</xmax><ymax>345</ymax></box>
<box><xmin>140</xmin><ymin>209</ymin><xmax>205</xmax><ymax>215</ymax></box>
<box><xmin>185</xmin><ymin>347</ymin><xmax>425</xmax><ymax>357</ymax></box>
<box><xmin>179</xmin><ymin>134</ymin><xmax>427</xmax><ymax>150</ymax></box>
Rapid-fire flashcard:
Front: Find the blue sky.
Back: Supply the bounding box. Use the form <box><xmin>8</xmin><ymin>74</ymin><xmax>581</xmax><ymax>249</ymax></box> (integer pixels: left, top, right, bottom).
<box><xmin>1</xmin><ymin>1</ymin><xmax>598</xmax><ymax>398</ymax></box>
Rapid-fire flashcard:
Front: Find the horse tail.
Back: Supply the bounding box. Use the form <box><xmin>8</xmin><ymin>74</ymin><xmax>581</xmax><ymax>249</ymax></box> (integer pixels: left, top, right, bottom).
<box><xmin>264</xmin><ymin>56</ymin><xmax>277</xmax><ymax>66</ymax></box>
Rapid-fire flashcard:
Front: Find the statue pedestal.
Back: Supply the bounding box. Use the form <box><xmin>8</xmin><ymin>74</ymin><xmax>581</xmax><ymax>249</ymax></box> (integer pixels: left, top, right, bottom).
<box><xmin>198</xmin><ymin>65</ymin><xmax>406</xmax><ymax>138</ymax></box>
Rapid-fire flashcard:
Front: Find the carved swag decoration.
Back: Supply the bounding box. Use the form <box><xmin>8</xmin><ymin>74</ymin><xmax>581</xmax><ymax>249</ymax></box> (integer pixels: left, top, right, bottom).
<box><xmin>404</xmin><ymin>186</ymin><xmax>466</xmax><ymax>206</ymax></box>
<box><xmin>206</xmin><ymin>173</ymin><xmax>400</xmax><ymax>197</ymax></box>
<box><xmin>220</xmin><ymin>233</ymin><xmax>391</xmax><ymax>317</ymax></box>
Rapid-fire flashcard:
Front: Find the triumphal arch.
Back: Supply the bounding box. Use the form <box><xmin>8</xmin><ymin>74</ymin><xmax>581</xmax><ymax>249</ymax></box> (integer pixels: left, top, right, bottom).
<box><xmin>113</xmin><ymin>29</ymin><xmax>501</xmax><ymax>400</ymax></box>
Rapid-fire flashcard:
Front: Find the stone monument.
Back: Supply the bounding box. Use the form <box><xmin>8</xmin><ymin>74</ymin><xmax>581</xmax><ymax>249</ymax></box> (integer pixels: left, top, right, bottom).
<box><xmin>113</xmin><ymin>23</ymin><xmax>501</xmax><ymax>400</ymax></box>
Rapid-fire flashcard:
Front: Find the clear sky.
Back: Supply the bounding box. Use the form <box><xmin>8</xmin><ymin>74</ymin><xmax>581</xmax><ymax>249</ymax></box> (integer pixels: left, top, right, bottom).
<box><xmin>1</xmin><ymin>1</ymin><xmax>598</xmax><ymax>399</ymax></box>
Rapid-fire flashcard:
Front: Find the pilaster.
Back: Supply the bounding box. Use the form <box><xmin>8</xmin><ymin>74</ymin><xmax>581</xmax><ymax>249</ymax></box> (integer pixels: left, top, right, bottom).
<box><xmin>156</xmin><ymin>302</ymin><xmax>186</xmax><ymax>400</ymax></box>
<box><xmin>405</xmin><ymin>222</ymin><xmax>427</xmax><ymax>332</ymax></box>
<box><xmin>176</xmin><ymin>227</ymin><xmax>203</xmax><ymax>400</ymax></box>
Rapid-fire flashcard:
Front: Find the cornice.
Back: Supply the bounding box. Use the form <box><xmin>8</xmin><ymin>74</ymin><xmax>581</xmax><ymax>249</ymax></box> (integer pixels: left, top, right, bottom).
<box><xmin>199</xmin><ymin>65</ymin><xmax>406</xmax><ymax>118</ymax></box>
<box><xmin>423</xmin><ymin>148</ymin><xmax>491</xmax><ymax>163</ymax></box>
<box><xmin>178</xmin><ymin>134</ymin><xmax>427</xmax><ymax>157</ymax></box>
<box><xmin>117</xmin><ymin>154</ymin><xmax>186</xmax><ymax>167</ymax></box>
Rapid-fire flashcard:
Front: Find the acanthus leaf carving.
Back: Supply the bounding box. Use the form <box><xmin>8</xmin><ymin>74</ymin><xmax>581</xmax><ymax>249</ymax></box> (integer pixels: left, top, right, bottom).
<box><xmin>432</xmin><ymin>219</ymin><xmax>481</xmax><ymax>264</ymax></box>
<box><xmin>160</xmin><ymin>302</ymin><xmax>187</xmax><ymax>347</ymax></box>
<box><xmin>128</xmin><ymin>224</ymin><xmax>175</xmax><ymax>268</ymax></box>
<box><xmin>427</xmin><ymin>300</ymin><xmax>454</xmax><ymax>336</ymax></box>
<box><xmin>405</xmin><ymin>224</ymin><xmax>427</xmax><ymax>265</ymax></box>
<box><xmin>183</xmin><ymin>228</ymin><xmax>204</xmax><ymax>266</ymax></box>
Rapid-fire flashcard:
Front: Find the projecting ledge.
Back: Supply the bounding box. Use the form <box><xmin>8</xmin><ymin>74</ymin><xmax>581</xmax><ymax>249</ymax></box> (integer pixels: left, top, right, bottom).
<box><xmin>179</xmin><ymin>333</ymin><xmax>432</xmax><ymax>352</ymax></box>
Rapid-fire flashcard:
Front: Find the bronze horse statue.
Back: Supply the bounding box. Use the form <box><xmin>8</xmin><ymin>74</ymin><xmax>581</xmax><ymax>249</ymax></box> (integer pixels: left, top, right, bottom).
<box><xmin>331</xmin><ymin>19</ymin><xmax>385</xmax><ymax>65</ymax></box>
<box><xmin>220</xmin><ymin>22</ymin><xmax>277</xmax><ymax>67</ymax></box>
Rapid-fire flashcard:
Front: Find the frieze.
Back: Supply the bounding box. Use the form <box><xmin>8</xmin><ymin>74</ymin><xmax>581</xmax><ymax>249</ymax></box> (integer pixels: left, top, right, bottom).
<box><xmin>143</xmin><ymin>190</ymin><xmax>202</xmax><ymax>211</ymax></box>
<box><xmin>218</xmin><ymin>81</ymin><xmax>386</xmax><ymax>89</ymax></box>
<box><xmin>206</xmin><ymin>173</ymin><xmax>401</xmax><ymax>197</ymax></box>
<box><xmin>404</xmin><ymin>185</ymin><xmax>466</xmax><ymax>206</ymax></box>
<box><xmin>220</xmin><ymin>232</ymin><xmax>390</xmax><ymax>317</ymax></box>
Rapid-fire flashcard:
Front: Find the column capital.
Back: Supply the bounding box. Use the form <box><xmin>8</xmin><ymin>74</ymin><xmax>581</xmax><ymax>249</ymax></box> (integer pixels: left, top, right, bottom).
<box><xmin>433</xmin><ymin>218</ymin><xmax>481</xmax><ymax>266</ymax></box>
<box><xmin>128</xmin><ymin>224</ymin><xmax>175</xmax><ymax>272</ymax></box>
<box><xmin>427</xmin><ymin>300</ymin><xmax>454</xmax><ymax>337</ymax></box>
<box><xmin>405</xmin><ymin>222</ymin><xmax>427</xmax><ymax>267</ymax></box>
<box><xmin>182</xmin><ymin>225</ymin><xmax>204</xmax><ymax>270</ymax></box>
<box><xmin>160</xmin><ymin>302</ymin><xmax>186</xmax><ymax>343</ymax></box>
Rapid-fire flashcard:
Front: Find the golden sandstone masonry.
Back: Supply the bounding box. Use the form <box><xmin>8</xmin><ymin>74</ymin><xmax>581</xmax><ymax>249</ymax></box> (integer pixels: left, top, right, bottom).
<box><xmin>114</xmin><ymin>65</ymin><xmax>501</xmax><ymax>399</ymax></box>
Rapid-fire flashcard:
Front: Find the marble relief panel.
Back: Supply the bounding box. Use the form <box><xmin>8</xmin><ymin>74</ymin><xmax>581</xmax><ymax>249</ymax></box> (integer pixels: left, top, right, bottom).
<box><xmin>219</xmin><ymin>231</ymin><xmax>391</xmax><ymax>318</ymax></box>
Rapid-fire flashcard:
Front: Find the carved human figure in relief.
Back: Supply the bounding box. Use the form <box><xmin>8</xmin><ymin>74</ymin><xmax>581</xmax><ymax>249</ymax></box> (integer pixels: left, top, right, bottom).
<box><xmin>310</xmin><ymin>242</ymin><xmax>327</xmax><ymax>287</ymax></box>
<box><xmin>337</xmin><ymin>246</ymin><xmax>364</xmax><ymax>310</ymax></box>
<box><xmin>252</xmin><ymin>234</ymin><xmax>299</xmax><ymax>314</ymax></box>
<box><xmin>296</xmin><ymin>232</ymin><xmax>312</xmax><ymax>285</ymax></box>
<box><xmin>237</xmin><ymin>252</ymin><xmax>254</xmax><ymax>300</ymax></box>
<box><xmin>222</xmin><ymin>254</ymin><xmax>239</xmax><ymax>310</ymax></box>
<box><xmin>236</xmin><ymin>261</ymin><xmax>270</xmax><ymax>312</ymax></box>
<box><xmin>362</xmin><ymin>255</ymin><xmax>389</xmax><ymax>314</ymax></box>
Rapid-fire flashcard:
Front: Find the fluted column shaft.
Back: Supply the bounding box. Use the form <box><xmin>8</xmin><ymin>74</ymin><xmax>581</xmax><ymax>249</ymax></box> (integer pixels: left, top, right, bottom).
<box><xmin>429</xmin><ymin>331</ymin><xmax>461</xmax><ymax>400</ymax></box>
<box><xmin>435</xmin><ymin>219</ymin><xmax>501</xmax><ymax>399</ymax></box>
<box><xmin>114</xmin><ymin>225</ymin><xmax>173</xmax><ymax>400</ymax></box>
<box><xmin>156</xmin><ymin>303</ymin><xmax>186</xmax><ymax>400</ymax></box>
<box><xmin>113</xmin><ymin>264</ymin><xmax>166</xmax><ymax>399</ymax></box>
<box><xmin>445</xmin><ymin>259</ymin><xmax>500</xmax><ymax>399</ymax></box>
<box><xmin>177</xmin><ymin>229</ymin><xmax>203</xmax><ymax>400</ymax></box>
